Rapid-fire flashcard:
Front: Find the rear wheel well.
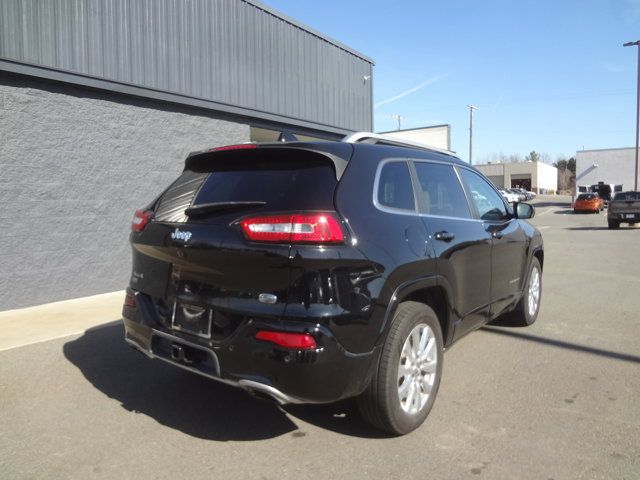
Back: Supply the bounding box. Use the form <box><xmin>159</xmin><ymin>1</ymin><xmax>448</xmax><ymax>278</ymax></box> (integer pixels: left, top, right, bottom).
<box><xmin>534</xmin><ymin>249</ymin><xmax>544</xmax><ymax>271</ymax></box>
<box><xmin>403</xmin><ymin>287</ymin><xmax>449</xmax><ymax>343</ymax></box>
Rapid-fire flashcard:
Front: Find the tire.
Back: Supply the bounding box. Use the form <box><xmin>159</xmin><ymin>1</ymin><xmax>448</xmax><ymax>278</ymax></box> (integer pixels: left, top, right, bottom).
<box><xmin>608</xmin><ymin>220</ymin><xmax>620</xmax><ymax>229</ymax></box>
<box><xmin>357</xmin><ymin>301</ymin><xmax>443</xmax><ymax>435</ymax></box>
<box><xmin>498</xmin><ymin>257</ymin><xmax>542</xmax><ymax>327</ymax></box>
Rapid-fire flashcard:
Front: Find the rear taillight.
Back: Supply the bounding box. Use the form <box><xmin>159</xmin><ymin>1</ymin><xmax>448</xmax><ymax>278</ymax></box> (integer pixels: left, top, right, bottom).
<box><xmin>255</xmin><ymin>330</ymin><xmax>317</xmax><ymax>350</ymax></box>
<box><xmin>240</xmin><ymin>213</ymin><xmax>344</xmax><ymax>244</ymax></box>
<box><xmin>131</xmin><ymin>209</ymin><xmax>153</xmax><ymax>233</ymax></box>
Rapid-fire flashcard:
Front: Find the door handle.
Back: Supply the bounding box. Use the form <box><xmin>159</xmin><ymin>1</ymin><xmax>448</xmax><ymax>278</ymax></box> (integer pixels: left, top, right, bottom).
<box><xmin>491</xmin><ymin>231</ymin><xmax>504</xmax><ymax>239</ymax></box>
<box><xmin>434</xmin><ymin>231</ymin><xmax>455</xmax><ymax>242</ymax></box>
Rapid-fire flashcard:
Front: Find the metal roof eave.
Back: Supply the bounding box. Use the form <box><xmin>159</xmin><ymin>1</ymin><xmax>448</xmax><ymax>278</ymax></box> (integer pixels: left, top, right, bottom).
<box><xmin>0</xmin><ymin>59</ymin><xmax>357</xmax><ymax>137</ymax></box>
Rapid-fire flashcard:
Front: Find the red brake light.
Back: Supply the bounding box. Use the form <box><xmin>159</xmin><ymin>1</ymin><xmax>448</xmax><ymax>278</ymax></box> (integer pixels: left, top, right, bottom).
<box><xmin>240</xmin><ymin>214</ymin><xmax>344</xmax><ymax>244</ymax></box>
<box><xmin>255</xmin><ymin>330</ymin><xmax>317</xmax><ymax>350</ymax></box>
<box><xmin>208</xmin><ymin>144</ymin><xmax>257</xmax><ymax>152</ymax></box>
<box><xmin>131</xmin><ymin>209</ymin><xmax>153</xmax><ymax>233</ymax></box>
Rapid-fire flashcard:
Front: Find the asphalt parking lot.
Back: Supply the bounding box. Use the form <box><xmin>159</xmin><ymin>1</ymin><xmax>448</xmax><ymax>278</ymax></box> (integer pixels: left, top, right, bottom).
<box><xmin>2</xmin><ymin>196</ymin><xmax>639</xmax><ymax>480</ymax></box>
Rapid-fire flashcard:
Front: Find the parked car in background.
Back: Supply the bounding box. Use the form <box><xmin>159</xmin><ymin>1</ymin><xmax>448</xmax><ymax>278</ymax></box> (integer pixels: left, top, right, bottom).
<box><xmin>508</xmin><ymin>189</ymin><xmax>527</xmax><ymax>201</ymax></box>
<box><xmin>499</xmin><ymin>189</ymin><xmax>520</xmax><ymax>203</ymax></box>
<box><xmin>525</xmin><ymin>190</ymin><xmax>537</xmax><ymax>199</ymax></box>
<box><xmin>607</xmin><ymin>191</ymin><xmax>640</xmax><ymax>228</ymax></box>
<box><xmin>589</xmin><ymin>183</ymin><xmax>613</xmax><ymax>206</ymax></box>
<box><xmin>121</xmin><ymin>132</ymin><xmax>544</xmax><ymax>435</ymax></box>
<box><xmin>574</xmin><ymin>193</ymin><xmax>604</xmax><ymax>213</ymax></box>
<box><xmin>511</xmin><ymin>188</ymin><xmax>534</xmax><ymax>201</ymax></box>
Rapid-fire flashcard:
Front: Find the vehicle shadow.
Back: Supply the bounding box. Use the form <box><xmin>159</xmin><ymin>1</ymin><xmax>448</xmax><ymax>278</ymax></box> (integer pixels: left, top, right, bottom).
<box><xmin>482</xmin><ymin>327</ymin><xmax>640</xmax><ymax>364</ymax></box>
<box><xmin>533</xmin><ymin>201</ymin><xmax>571</xmax><ymax>208</ymax></box>
<box><xmin>63</xmin><ymin>322</ymin><xmax>386</xmax><ymax>440</ymax></box>
<box><xmin>566</xmin><ymin>226</ymin><xmax>609</xmax><ymax>231</ymax></box>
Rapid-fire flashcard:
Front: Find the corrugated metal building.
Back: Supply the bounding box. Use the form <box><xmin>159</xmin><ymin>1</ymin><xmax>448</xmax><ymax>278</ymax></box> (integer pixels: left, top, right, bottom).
<box><xmin>0</xmin><ymin>0</ymin><xmax>374</xmax><ymax>310</ymax></box>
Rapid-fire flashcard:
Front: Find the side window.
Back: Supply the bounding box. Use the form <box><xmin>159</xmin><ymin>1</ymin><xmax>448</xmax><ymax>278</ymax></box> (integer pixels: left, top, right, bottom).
<box><xmin>459</xmin><ymin>168</ymin><xmax>508</xmax><ymax>221</ymax></box>
<box><xmin>413</xmin><ymin>162</ymin><xmax>471</xmax><ymax>218</ymax></box>
<box><xmin>377</xmin><ymin>161</ymin><xmax>415</xmax><ymax>211</ymax></box>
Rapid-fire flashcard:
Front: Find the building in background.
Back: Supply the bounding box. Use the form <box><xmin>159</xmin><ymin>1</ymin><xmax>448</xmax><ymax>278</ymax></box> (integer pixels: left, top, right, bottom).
<box><xmin>0</xmin><ymin>0</ymin><xmax>373</xmax><ymax>310</ymax></box>
<box><xmin>475</xmin><ymin>162</ymin><xmax>558</xmax><ymax>194</ymax></box>
<box><xmin>379</xmin><ymin>125</ymin><xmax>451</xmax><ymax>151</ymax></box>
<box><xmin>575</xmin><ymin>148</ymin><xmax>636</xmax><ymax>193</ymax></box>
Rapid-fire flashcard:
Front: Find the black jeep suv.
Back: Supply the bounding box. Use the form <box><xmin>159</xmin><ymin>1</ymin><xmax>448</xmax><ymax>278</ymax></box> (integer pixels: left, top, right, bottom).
<box><xmin>122</xmin><ymin>133</ymin><xmax>543</xmax><ymax>435</ymax></box>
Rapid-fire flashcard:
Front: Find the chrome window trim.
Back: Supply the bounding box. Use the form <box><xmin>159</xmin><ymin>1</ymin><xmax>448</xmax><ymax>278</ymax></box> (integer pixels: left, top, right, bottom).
<box><xmin>372</xmin><ymin>157</ymin><xmax>492</xmax><ymax>222</ymax></box>
<box><xmin>372</xmin><ymin>158</ymin><xmax>420</xmax><ymax>216</ymax></box>
<box><xmin>344</xmin><ymin>131</ymin><xmax>456</xmax><ymax>157</ymax></box>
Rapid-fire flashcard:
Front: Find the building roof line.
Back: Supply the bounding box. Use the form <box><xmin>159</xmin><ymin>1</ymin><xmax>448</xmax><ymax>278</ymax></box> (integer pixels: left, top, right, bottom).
<box><xmin>576</xmin><ymin>147</ymin><xmax>636</xmax><ymax>154</ymax></box>
<box><xmin>0</xmin><ymin>59</ymin><xmax>355</xmax><ymax>136</ymax></box>
<box><xmin>377</xmin><ymin>124</ymin><xmax>450</xmax><ymax>134</ymax></box>
<box><xmin>242</xmin><ymin>0</ymin><xmax>375</xmax><ymax>64</ymax></box>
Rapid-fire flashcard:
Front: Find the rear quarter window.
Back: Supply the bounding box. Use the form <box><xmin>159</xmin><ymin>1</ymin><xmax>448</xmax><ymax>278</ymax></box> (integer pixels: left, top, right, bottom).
<box><xmin>614</xmin><ymin>192</ymin><xmax>640</xmax><ymax>201</ymax></box>
<box><xmin>376</xmin><ymin>161</ymin><xmax>415</xmax><ymax>211</ymax></box>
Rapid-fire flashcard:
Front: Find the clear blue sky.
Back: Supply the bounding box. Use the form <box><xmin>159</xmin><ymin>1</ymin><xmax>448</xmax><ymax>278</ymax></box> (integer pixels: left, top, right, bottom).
<box><xmin>262</xmin><ymin>0</ymin><xmax>640</xmax><ymax>163</ymax></box>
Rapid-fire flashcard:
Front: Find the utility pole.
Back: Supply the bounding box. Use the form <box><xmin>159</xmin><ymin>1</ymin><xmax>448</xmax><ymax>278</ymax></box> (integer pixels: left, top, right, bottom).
<box><xmin>623</xmin><ymin>40</ymin><xmax>640</xmax><ymax>190</ymax></box>
<box><xmin>391</xmin><ymin>114</ymin><xmax>403</xmax><ymax>131</ymax></box>
<box><xmin>467</xmin><ymin>105</ymin><xmax>478</xmax><ymax>165</ymax></box>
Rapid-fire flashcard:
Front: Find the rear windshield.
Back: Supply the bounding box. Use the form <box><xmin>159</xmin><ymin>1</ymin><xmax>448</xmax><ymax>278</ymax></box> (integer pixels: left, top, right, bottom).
<box><xmin>577</xmin><ymin>193</ymin><xmax>596</xmax><ymax>200</ymax></box>
<box><xmin>154</xmin><ymin>156</ymin><xmax>337</xmax><ymax>222</ymax></box>
<box><xmin>193</xmin><ymin>157</ymin><xmax>336</xmax><ymax>209</ymax></box>
<box><xmin>613</xmin><ymin>191</ymin><xmax>640</xmax><ymax>201</ymax></box>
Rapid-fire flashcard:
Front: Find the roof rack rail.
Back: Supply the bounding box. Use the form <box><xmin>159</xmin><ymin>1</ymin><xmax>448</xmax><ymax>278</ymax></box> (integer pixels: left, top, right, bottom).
<box><xmin>342</xmin><ymin>131</ymin><xmax>456</xmax><ymax>157</ymax></box>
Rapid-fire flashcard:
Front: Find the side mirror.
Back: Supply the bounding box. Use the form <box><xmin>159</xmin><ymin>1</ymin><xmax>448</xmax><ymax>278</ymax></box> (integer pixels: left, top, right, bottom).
<box><xmin>516</xmin><ymin>202</ymin><xmax>535</xmax><ymax>219</ymax></box>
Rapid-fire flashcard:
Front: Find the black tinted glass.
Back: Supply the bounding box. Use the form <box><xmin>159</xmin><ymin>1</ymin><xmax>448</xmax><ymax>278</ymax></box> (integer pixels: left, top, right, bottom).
<box><xmin>377</xmin><ymin>161</ymin><xmax>415</xmax><ymax>211</ymax></box>
<box><xmin>413</xmin><ymin>162</ymin><xmax>471</xmax><ymax>218</ymax></box>
<box><xmin>193</xmin><ymin>157</ymin><xmax>337</xmax><ymax>211</ymax></box>
<box><xmin>459</xmin><ymin>169</ymin><xmax>508</xmax><ymax>220</ymax></box>
<box><xmin>614</xmin><ymin>191</ymin><xmax>640</xmax><ymax>201</ymax></box>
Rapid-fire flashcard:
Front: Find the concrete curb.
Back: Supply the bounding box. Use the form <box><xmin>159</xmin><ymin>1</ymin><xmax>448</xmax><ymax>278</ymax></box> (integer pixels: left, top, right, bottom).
<box><xmin>0</xmin><ymin>291</ymin><xmax>124</xmax><ymax>352</ymax></box>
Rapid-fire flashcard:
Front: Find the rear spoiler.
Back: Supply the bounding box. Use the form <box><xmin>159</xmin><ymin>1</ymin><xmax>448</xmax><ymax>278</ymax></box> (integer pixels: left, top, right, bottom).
<box><xmin>184</xmin><ymin>143</ymin><xmax>353</xmax><ymax>180</ymax></box>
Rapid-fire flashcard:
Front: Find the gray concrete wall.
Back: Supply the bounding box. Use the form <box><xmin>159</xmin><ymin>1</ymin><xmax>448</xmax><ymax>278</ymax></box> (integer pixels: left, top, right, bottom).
<box><xmin>576</xmin><ymin>148</ymin><xmax>636</xmax><ymax>190</ymax></box>
<box><xmin>0</xmin><ymin>72</ymin><xmax>249</xmax><ymax>310</ymax></box>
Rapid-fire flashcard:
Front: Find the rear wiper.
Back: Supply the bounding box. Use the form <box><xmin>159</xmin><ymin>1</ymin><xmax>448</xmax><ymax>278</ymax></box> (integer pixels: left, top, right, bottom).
<box><xmin>185</xmin><ymin>201</ymin><xmax>266</xmax><ymax>217</ymax></box>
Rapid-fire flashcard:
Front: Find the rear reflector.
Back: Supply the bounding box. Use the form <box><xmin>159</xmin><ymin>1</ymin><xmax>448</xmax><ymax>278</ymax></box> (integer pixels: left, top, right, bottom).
<box><xmin>255</xmin><ymin>330</ymin><xmax>317</xmax><ymax>350</ymax></box>
<box><xmin>124</xmin><ymin>293</ymin><xmax>136</xmax><ymax>308</ymax></box>
<box><xmin>131</xmin><ymin>209</ymin><xmax>153</xmax><ymax>233</ymax></box>
<box><xmin>240</xmin><ymin>214</ymin><xmax>344</xmax><ymax>244</ymax></box>
<box><xmin>208</xmin><ymin>144</ymin><xmax>257</xmax><ymax>152</ymax></box>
